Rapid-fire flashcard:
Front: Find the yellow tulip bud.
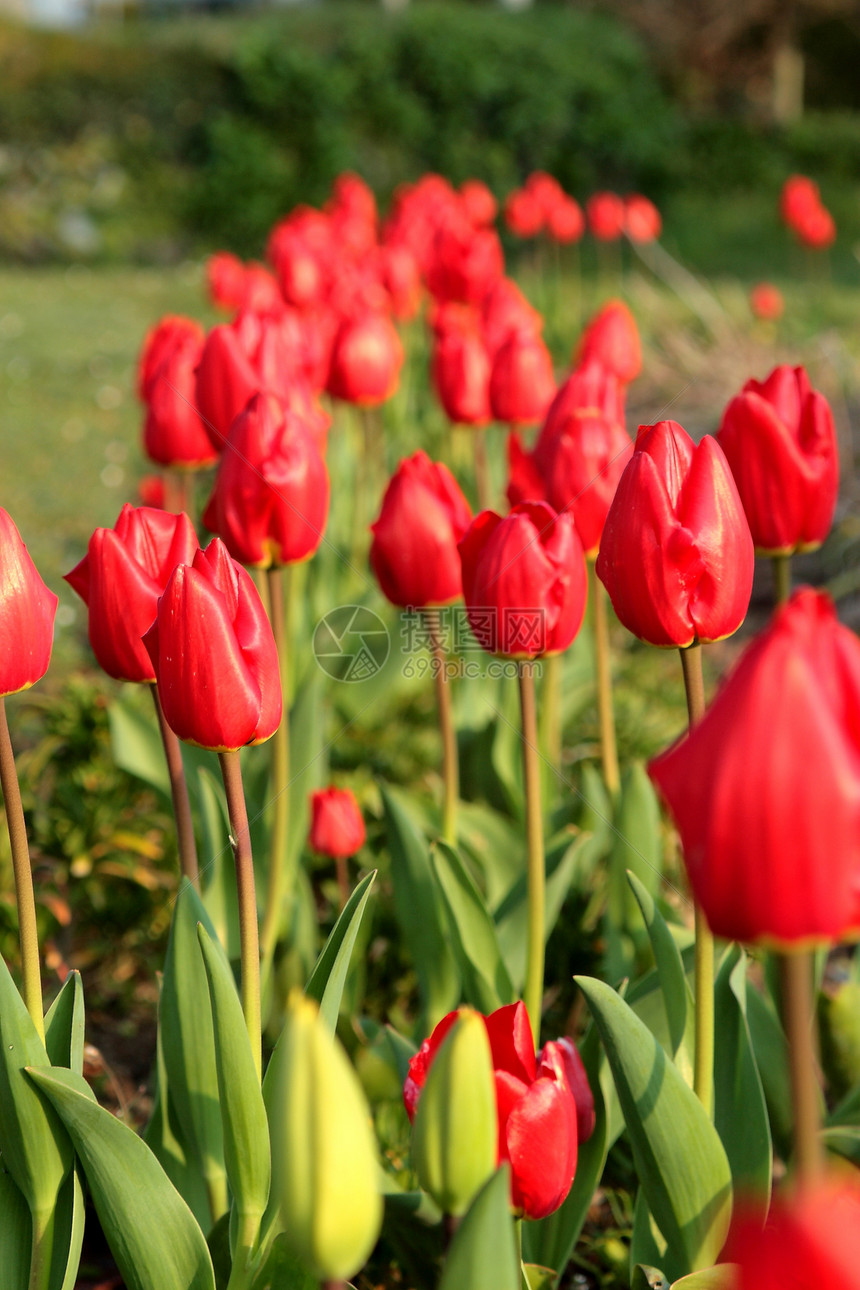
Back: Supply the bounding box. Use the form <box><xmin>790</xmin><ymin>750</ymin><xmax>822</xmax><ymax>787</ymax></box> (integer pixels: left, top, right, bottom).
<box><xmin>264</xmin><ymin>991</ymin><xmax>383</xmax><ymax>1281</ymax></box>
<box><xmin>411</xmin><ymin>1008</ymin><xmax>498</xmax><ymax>1216</ymax></box>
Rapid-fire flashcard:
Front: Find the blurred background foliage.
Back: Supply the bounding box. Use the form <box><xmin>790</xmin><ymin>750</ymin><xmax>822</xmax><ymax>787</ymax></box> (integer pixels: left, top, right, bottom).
<box><xmin>0</xmin><ymin>0</ymin><xmax>858</xmax><ymax>278</ymax></box>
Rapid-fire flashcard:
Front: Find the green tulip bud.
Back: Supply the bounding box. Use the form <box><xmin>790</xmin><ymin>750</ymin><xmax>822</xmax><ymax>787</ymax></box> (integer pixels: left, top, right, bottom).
<box><xmin>264</xmin><ymin>991</ymin><xmax>383</xmax><ymax>1281</ymax></box>
<box><xmin>411</xmin><ymin>1008</ymin><xmax>498</xmax><ymax>1216</ymax></box>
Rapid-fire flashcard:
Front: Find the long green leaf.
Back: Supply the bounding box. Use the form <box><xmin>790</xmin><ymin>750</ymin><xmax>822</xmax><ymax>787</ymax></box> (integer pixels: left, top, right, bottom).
<box><xmin>48</xmin><ymin>1165</ymin><xmax>87</xmax><ymax>1290</ymax></box>
<box><xmin>197</xmin><ymin>925</ymin><xmax>271</xmax><ymax>1237</ymax></box>
<box><xmin>437</xmin><ymin>1165</ymin><xmax>519</xmax><ymax>1290</ymax></box>
<box><xmin>627</xmin><ymin>872</ymin><xmax>692</xmax><ymax>1062</ymax></box>
<box><xmin>44</xmin><ymin>972</ymin><xmax>85</xmax><ymax>1076</ymax></box>
<box><xmin>0</xmin><ymin>953</ymin><xmax>73</xmax><ymax>1213</ymax></box>
<box><xmin>160</xmin><ymin>880</ymin><xmax>227</xmax><ymax>1222</ymax></box>
<box><xmin>745</xmin><ymin>984</ymin><xmax>793</xmax><ymax>1161</ymax></box>
<box><xmin>576</xmin><ymin>976</ymin><xmax>732</xmax><ymax>1282</ymax></box>
<box><xmin>382</xmin><ymin>785</ymin><xmax>460</xmax><ymax>1028</ymax></box>
<box><xmin>713</xmin><ymin>946</ymin><xmax>772</xmax><ymax>1199</ymax></box>
<box><xmin>305</xmin><ymin>869</ymin><xmax>377</xmax><ymax>1033</ymax></box>
<box><xmin>431</xmin><ymin>841</ymin><xmax>514</xmax><ymax>1014</ymax></box>
<box><xmin>0</xmin><ymin>1165</ymin><xmax>30</xmax><ymax>1290</ymax></box>
<box><xmin>28</xmin><ymin>1066</ymin><xmax>215</xmax><ymax>1290</ymax></box>
<box><xmin>494</xmin><ymin>832</ymin><xmax>591</xmax><ymax>991</ymax></box>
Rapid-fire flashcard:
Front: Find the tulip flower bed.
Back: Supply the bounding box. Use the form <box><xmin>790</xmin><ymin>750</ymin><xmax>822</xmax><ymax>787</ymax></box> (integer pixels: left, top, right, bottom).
<box><xmin>2</xmin><ymin>168</ymin><xmax>860</xmax><ymax>1290</ymax></box>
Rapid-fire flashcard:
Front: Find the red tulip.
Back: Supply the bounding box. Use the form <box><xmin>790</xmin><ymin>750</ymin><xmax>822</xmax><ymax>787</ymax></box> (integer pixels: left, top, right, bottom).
<box><xmin>716</xmin><ymin>364</ymin><xmax>838</xmax><ymax>555</ymax></box>
<box><xmin>138</xmin><ymin>315</ymin><xmax>201</xmax><ymax>403</ymax></box>
<box><xmin>142</xmin><ymin>321</ymin><xmax>217</xmax><ymax>470</ymax></box>
<box><xmin>504</xmin><ymin>188</ymin><xmax>544</xmax><ymax>239</ymax></box>
<box><xmin>725</xmin><ymin>1176</ymin><xmax>860</xmax><ymax>1290</ymax></box>
<box><xmin>202</xmin><ymin>392</ymin><xmax>329</xmax><ymax>569</ymax></box>
<box><xmin>624</xmin><ymin>194</ymin><xmax>661</xmax><ymax>243</ymax></box>
<box><xmin>431</xmin><ymin>314</ymin><xmax>492</xmax><ymax>427</ymax></box>
<box><xmin>489</xmin><ymin>327</ymin><xmax>556</xmax><ymax>427</ymax></box>
<box><xmin>596</xmin><ymin>420</ymin><xmax>754</xmax><ymax>648</ymax></box>
<box><xmin>750</xmin><ymin>282</ymin><xmax>784</xmax><ymax>321</ymax></box>
<box><xmin>649</xmin><ymin>588</ymin><xmax>860</xmax><ymax>946</ymax></box>
<box><xmin>268</xmin><ymin>226</ymin><xmax>328</xmax><ymax>310</ymax></box>
<box><xmin>459</xmin><ymin>179</ymin><xmax>498</xmax><ymax>228</ymax></box>
<box><xmin>426</xmin><ymin>217</ymin><xmax>505</xmax><ymax>305</ymax></box>
<box><xmin>780</xmin><ymin>174</ymin><xmax>820</xmax><ymax>228</ymax></box>
<box><xmin>309</xmin><ymin>787</ymin><xmax>366</xmax><ymax>858</ymax></box>
<box><xmin>506</xmin><ymin>360</ymin><xmax>630</xmax><ymax>546</ymax></box>
<box><xmin>404</xmin><ymin>1001</ymin><xmax>587</xmax><ymax>1221</ymax></box>
<box><xmin>546</xmin><ymin>195</ymin><xmax>585</xmax><ymax>245</ymax></box>
<box><xmin>206</xmin><ymin>252</ymin><xmax>247</xmax><ymax>311</ymax></box>
<box><xmin>65</xmin><ymin>505</ymin><xmax>199</xmax><ymax>684</ymax></box>
<box><xmin>459</xmin><ymin>501</ymin><xmax>587</xmax><ymax>657</ymax></box>
<box><xmin>525</xmin><ymin>171</ymin><xmax>565</xmax><ymax>219</ymax></box>
<box><xmin>143</xmin><ymin>538</ymin><xmax>282</xmax><ymax>751</ymax></box>
<box><xmin>376</xmin><ymin>243</ymin><xmax>422</xmax><ymax>321</ymax></box>
<box><xmin>481</xmin><ymin>278</ymin><xmax>543</xmax><ymax>359</ymax></box>
<box><xmin>534</xmin><ymin>411</ymin><xmax>633</xmax><ymax>556</ymax></box>
<box><xmin>0</xmin><ymin>510</ymin><xmax>57</xmax><ymax>697</ymax></box>
<box><xmin>327</xmin><ymin>311</ymin><xmax>403</xmax><ymax>407</ymax></box>
<box><xmin>370</xmin><ymin>451</ymin><xmax>473</xmax><ymax>608</ymax></box>
<box><xmin>793</xmin><ymin>202</ymin><xmax>836</xmax><ymax>250</ymax></box>
<box><xmin>576</xmin><ymin>299</ymin><xmax>642</xmax><ymax>384</ymax></box>
<box><xmin>586</xmin><ymin>191</ymin><xmax>626</xmax><ymax>241</ymax></box>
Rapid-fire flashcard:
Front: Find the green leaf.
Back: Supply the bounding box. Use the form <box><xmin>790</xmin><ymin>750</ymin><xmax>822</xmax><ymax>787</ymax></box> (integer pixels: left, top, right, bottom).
<box><xmin>0</xmin><ymin>1165</ymin><xmax>30</xmax><ymax>1290</ymax></box>
<box><xmin>626</xmin><ymin>872</ymin><xmax>691</xmax><ymax>1061</ymax></box>
<box><xmin>437</xmin><ymin>1165</ymin><xmax>520</xmax><ymax>1290</ymax></box>
<box><xmin>47</xmin><ymin>1164</ymin><xmax>87</xmax><ymax>1290</ymax></box>
<box><xmin>197</xmin><ymin>926</ymin><xmax>271</xmax><ymax>1239</ymax></box>
<box><xmin>196</xmin><ymin>766</ymin><xmax>240</xmax><ymax>961</ymax></box>
<box><xmin>576</xmin><ymin>976</ymin><xmax>733</xmax><ymax>1282</ymax></box>
<box><xmin>249</xmin><ymin>1234</ymin><xmax>318</xmax><ymax>1290</ymax></box>
<box><xmin>160</xmin><ymin>881</ymin><xmax>227</xmax><ymax>1223</ymax></box>
<box><xmin>608</xmin><ymin>762</ymin><xmax>663</xmax><ymax>920</ymax></box>
<box><xmin>494</xmin><ymin>832</ymin><xmax>592</xmax><ymax>991</ymax></box>
<box><xmin>382</xmin><ymin>785</ymin><xmax>460</xmax><ymax>1028</ymax></box>
<box><xmin>305</xmin><ymin>869</ymin><xmax>377</xmax><ymax>1033</ymax></box>
<box><xmin>144</xmin><ymin>976</ymin><xmax>212</xmax><ymax>1234</ymax></box>
<box><xmin>671</xmin><ymin>1267</ymin><xmax>737</xmax><ymax>1289</ymax></box>
<box><xmin>631</xmin><ymin>1191</ymin><xmax>668</xmax><ymax>1279</ymax></box>
<box><xmin>109</xmin><ymin>693</ymin><xmax>171</xmax><ymax>798</ymax></box>
<box><xmin>631</xmin><ymin>1264</ymin><xmax>670</xmax><ymax>1290</ymax></box>
<box><xmin>522</xmin><ymin>1026</ymin><xmax>608</xmax><ymax>1276</ymax></box>
<box><xmin>0</xmin><ymin>953</ymin><xmax>73</xmax><ymax>1214</ymax></box>
<box><xmin>713</xmin><ymin>946</ymin><xmax>772</xmax><ymax>1199</ymax></box>
<box><xmin>28</xmin><ymin>1066</ymin><xmax>216</xmax><ymax>1290</ymax></box>
<box><xmin>745</xmin><ymin>983</ymin><xmax>793</xmax><ymax>1161</ymax></box>
<box><xmin>523</xmin><ymin>1265</ymin><xmax>556</xmax><ymax>1290</ymax></box>
<box><xmin>44</xmin><ymin>972</ymin><xmax>85</xmax><ymax>1076</ymax></box>
<box><xmin>431</xmin><ymin>841</ymin><xmax>514</xmax><ymax>1014</ymax></box>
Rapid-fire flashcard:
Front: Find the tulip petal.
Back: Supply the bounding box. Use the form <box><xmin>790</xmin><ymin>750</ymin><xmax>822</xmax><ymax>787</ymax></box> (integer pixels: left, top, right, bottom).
<box><xmin>503</xmin><ymin>1070</ymin><xmax>578</xmax><ymax>1220</ymax></box>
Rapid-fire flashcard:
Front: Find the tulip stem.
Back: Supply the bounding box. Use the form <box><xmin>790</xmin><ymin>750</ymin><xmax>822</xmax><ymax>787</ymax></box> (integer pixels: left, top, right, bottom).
<box><xmin>260</xmin><ymin>566</ymin><xmax>292</xmax><ymax>982</ymax></box>
<box><xmin>218</xmin><ymin>750</ymin><xmax>262</xmax><ymax>1082</ymax></box>
<box><xmin>589</xmin><ymin>560</ymin><xmax>620</xmax><ymax>797</ymax></box>
<box><xmin>474</xmin><ymin>426</ymin><xmax>491</xmax><ymax>511</ymax></box>
<box><xmin>519</xmin><ymin>664</ymin><xmax>545</xmax><ymax>1046</ymax></box>
<box><xmin>540</xmin><ymin>652</ymin><xmax>562</xmax><ymax>774</ymax></box>
<box><xmin>773</xmin><ymin>554</ymin><xmax>792</xmax><ymax>607</ymax></box>
<box><xmin>426</xmin><ymin>612</ymin><xmax>459</xmax><ymax>845</ymax></box>
<box><xmin>679</xmin><ymin>643</ymin><xmax>714</xmax><ymax>1114</ymax></box>
<box><xmin>151</xmin><ymin>686</ymin><xmax>199</xmax><ymax>889</ymax></box>
<box><xmin>0</xmin><ymin>698</ymin><xmax>44</xmax><ymax>1041</ymax></box>
<box><xmin>780</xmin><ymin>950</ymin><xmax>823</xmax><ymax>1183</ymax></box>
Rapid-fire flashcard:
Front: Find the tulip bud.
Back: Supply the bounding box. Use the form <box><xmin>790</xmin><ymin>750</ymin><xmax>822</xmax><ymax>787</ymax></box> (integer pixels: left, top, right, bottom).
<box><xmin>411</xmin><ymin>1008</ymin><xmax>498</xmax><ymax>1217</ymax></box>
<box><xmin>264</xmin><ymin>992</ymin><xmax>382</xmax><ymax>1281</ymax></box>
<box><xmin>459</xmin><ymin>502</ymin><xmax>587</xmax><ymax>657</ymax></box>
<box><xmin>649</xmin><ymin>588</ymin><xmax>860</xmax><ymax>947</ymax></box>
<box><xmin>586</xmin><ymin>191</ymin><xmax>626</xmax><ymax>241</ymax></box>
<box><xmin>370</xmin><ymin>451</ymin><xmax>473</xmax><ymax>608</ymax></box>
<box><xmin>575</xmin><ymin>299</ymin><xmax>642</xmax><ymax>384</ymax></box>
<box><xmin>309</xmin><ymin>787</ymin><xmax>366</xmax><ymax>858</ymax></box>
<box><xmin>716</xmin><ymin>364</ymin><xmax>838</xmax><ymax>555</ymax></box>
<box><xmin>143</xmin><ymin>538</ymin><xmax>281</xmax><ymax>751</ymax></box>
<box><xmin>0</xmin><ymin>509</ymin><xmax>57</xmax><ymax>698</ymax></box>
<box><xmin>489</xmin><ymin>327</ymin><xmax>556</xmax><ymax>427</ymax></box>
<box><xmin>596</xmin><ymin>420</ymin><xmax>754</xmax><ymax>648</ymax></box>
